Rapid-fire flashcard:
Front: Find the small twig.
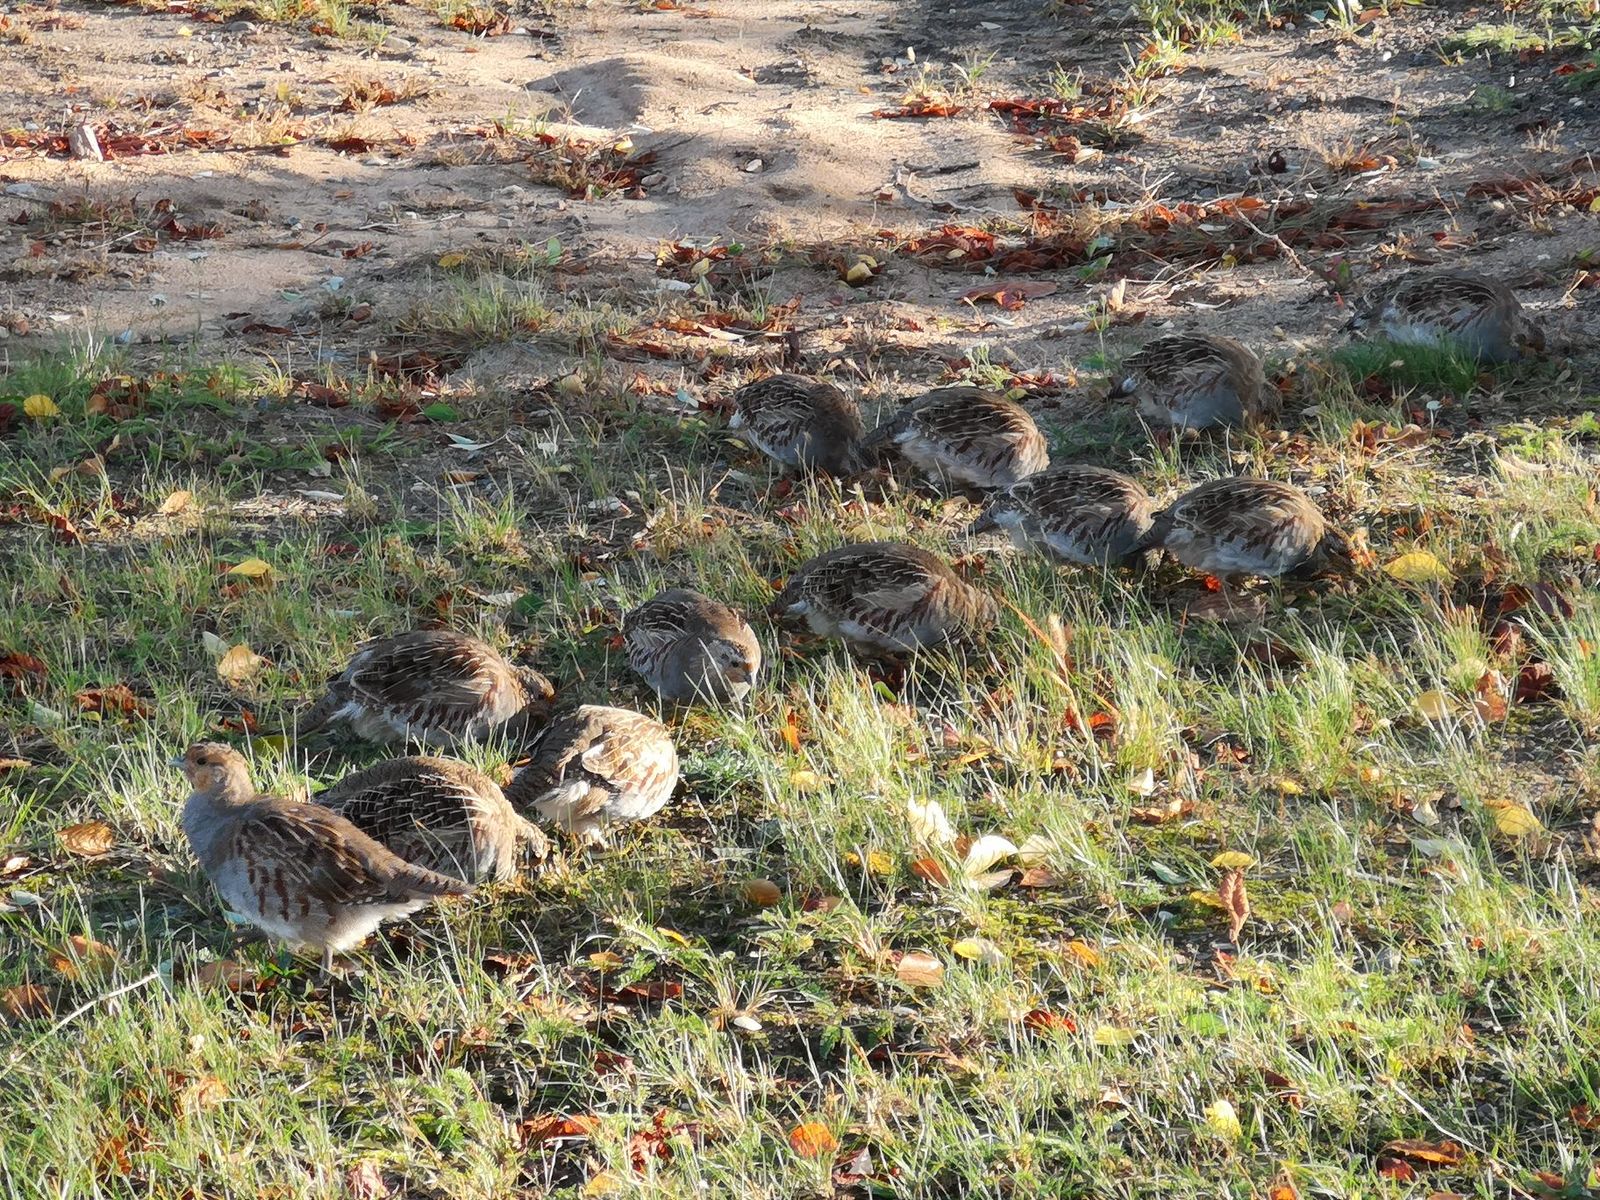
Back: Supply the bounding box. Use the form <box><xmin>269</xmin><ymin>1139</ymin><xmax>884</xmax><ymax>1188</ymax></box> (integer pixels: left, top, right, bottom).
<box><xmin>0</xmin><ymin>970</ymin><xmax>164</xmax><ymax>1081</ymax></box>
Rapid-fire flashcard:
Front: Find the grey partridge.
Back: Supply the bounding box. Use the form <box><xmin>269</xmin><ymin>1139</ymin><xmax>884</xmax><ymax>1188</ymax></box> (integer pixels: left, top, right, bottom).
<box><xmin>770</xmin><ymin>540</ymin><xmax>997</xmax><ymax>656</ymax></box>
<box><xmin>319</xmin><ymin>755</ymin><xmax>548</xmax><ymax>884</ymax></box>
<box><xmin>1143</xmin><ymin>477</ymin><xmax>1360</xmax><ymax>585</ymax></box>
<box><xmin>728</xmin><ymin>374</ymin><xmax>867</xmax><ymax>476</ymax></box>
<box><xmin>863</xmin><ymin>386</ymin><xmax>1049</xmax><ymax>492</ymax></box>
<box><xmin>1349</xmin><ymin>269</ymin><xmax>1543</xmax><ymax>363</ymax></box>
<box><xmin>623</xmin><ymin>588</ymin><xmax>761</xmax><ymax>704</ymax></box>
<box><xmin>298</xmin><ymin>630</ymin><xmax>554</xmax><ymax>748</ymax></box>
<box><xmin>970</xmin><ymin>464</ymin><xmax>1157</xmax><ymax>567</ymax></box>
<box><xmin>504</xmin><ymin>706</ymin><xmax>678</xmax><ymax>845</ymax></box>
<box><xmin>174</xmin><ymin>742</ymin><xmax>469</xmax><ymax>972</ymax></box>
<box><xmin>1112</xmin><ymin>334</ymin><xmax>1271</xmax><ymax>432</ymax></box>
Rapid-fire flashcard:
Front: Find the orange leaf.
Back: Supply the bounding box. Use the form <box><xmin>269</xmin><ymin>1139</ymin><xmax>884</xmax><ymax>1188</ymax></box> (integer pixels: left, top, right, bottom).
<box><xmin>788</xmin><ymin>1121</ymin><xmax>838</xmax><ymax>1158</ymax></box>
<box><xmin>1</xmin><ymin>983</ymin><xmax>53</xmax><ymax>1024</ymax></box>
<box><xmin>521</xmin><ymin>1114</ymin><xmax>600</xmax><ymax>1145</ymax></box>
<box><xmin>1381</xmin><ymin>1139</ymin><xmax>1464</xmax><ymax>1167</ymax></box>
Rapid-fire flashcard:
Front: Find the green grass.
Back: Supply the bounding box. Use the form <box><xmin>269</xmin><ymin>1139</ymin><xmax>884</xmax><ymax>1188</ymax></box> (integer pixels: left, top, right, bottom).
<box><xmin>3</xmin><ymin>316</ymin><xmax>1599</xmax><ymax>1199</ymax></box>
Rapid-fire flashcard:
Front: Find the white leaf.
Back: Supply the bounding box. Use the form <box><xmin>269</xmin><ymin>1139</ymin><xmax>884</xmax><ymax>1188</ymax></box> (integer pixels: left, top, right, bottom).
<box><xmin>1017</xmin><ymin>833</ymin><xmax>1055</xmax><ymax>867</ymax></box>
<box><xmin>906</xmin><ymin>799</ymin><xmax>956</xmax><ymax>846</ymax></box>
<box><xmin>962</xmin><ymin>834</ymin><xmax>1018</xmax><ymax>876</ymax></box>
<box><xmin>201</xmin><ymin>631</ymin><xmax>230</xmax><ymax>658</ymax></box>
<box><xmin>296</xmin><ymin>489</ymin><xmax>345</xmax><ymax>502</ymax></box>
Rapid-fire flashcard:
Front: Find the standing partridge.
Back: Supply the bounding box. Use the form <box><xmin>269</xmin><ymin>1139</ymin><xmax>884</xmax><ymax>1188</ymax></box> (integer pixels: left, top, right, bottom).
<box><xmin>174</xmin><ymin>742</ymin><xmax>469</xmax><ymax>972</ymax></box>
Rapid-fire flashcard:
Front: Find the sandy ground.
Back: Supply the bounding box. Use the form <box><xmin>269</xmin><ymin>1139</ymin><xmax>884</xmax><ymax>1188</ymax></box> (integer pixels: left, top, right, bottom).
<box><xmin>0</xmin><ymin>0</ymin><xmax>1594</xmax><ymax>396</ymax></box>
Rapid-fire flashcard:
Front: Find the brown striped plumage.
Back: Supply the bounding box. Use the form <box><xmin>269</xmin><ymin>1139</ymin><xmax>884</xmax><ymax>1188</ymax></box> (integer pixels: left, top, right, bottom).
<box><xmin>970</xmin><ymin>464</ymin><xmax>1157</xmax><ymax>566</ymax></box>
<box><xmin>1113</xmin><ymin>334</ymin><xmax>1271</xmax><ymax>432</ymax></box>
<box><xmin>863</xmin><ymin>386</ymin><xmax>1049</xmax><ymax>491</ymax></box>
<box><xmin>175</xmin><ymin>743</ymin><xmax>469</xmax><ymax>972</ymax></box>
<box><xmin>728</xmin><ymin>374</ymin><xmax>867</xmax><ymax>475</ymax></box>
<box><xmin>318</xmin><ymin>756</ymin><xmax>548</xmax><ymax>884</ymax></box>
<box><xmin>504</xmin><ymin>706</ymin><xmax>679</xmax><ymax>845</ymax></box>
<box><xmin>1350</xmin><ymin>269</ymin><xmax>1543</xmax><ymax>363</ymax></box>
<box><xmin>1144</xmin><ymin>477</ymin><xmax>1357</xmax><ymax>583</ymax></box>
<box><xmin>623</xmin><ymin>589</ymin><xmax>761</xmax><ymax>704</ymax></box>
<box><xmin>298</xmin><ymin>631</ymin><xmax>555</xmax><ymax>748</ymax></box>
<box><xmin>770</xmin><ymin>540</ymin><xmax>998</xmax><ymax>656</ymax></box>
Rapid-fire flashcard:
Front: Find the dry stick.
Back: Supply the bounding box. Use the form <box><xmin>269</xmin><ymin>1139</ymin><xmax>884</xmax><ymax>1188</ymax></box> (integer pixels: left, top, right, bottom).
<box><xmin>0</xmin><ymin>969</ymin><xmax>164</xmax><ymax>1082</ymax></box>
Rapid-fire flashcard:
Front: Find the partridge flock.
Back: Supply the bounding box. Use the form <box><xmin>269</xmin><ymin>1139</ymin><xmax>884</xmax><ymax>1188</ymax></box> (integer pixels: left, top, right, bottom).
<box><xmin>169</xmin><ymin>266</ymin><xmax>1542</xmax><ymax>971</ymax></box>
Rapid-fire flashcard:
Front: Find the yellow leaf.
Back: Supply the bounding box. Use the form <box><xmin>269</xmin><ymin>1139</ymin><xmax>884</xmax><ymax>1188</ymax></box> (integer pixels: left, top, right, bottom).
<box><xmin>1415</xmin><ymin>689</ymin><xmax>1454</xmax><ymax>722</ymax></box>
<box><xmin>951</xmin><ymin>937</ymin><xmax>1005</xmax><ymax>965</ymax></box>
<box><xmin>1275</xmin><ymin>778</ymin><xmax>1305</xmax><ymax>796</ymax></box>
<box><xmin>1064</xmin><ymin>939</ymin><xmax>1101</xmax><ymax>968</ymax></box>
<box><xmin>437</xmin><ymin>251</ymin><xmax>469</xmax><ymax>269</ymax></box>
<box><xmin>655</xmin><ymin>927</ymin><xmax>690</xmax><ymax>946</ymax></box>
<box><xmin>23</xmin><ymin>394</ymin><xmax>59</xmax><ymax>419</ymax></box>
<box><xmin>1384</xmin><ymin>550</ymin><xmax>1452</xmax><ymax>585</ymax></box>
<box><xmin>789</xmin><ymin>768</ymin><xmax>825</xmax><ymax>791</ymax></box>
<box><xmin>157</xmin><ymin>490</ymin><xmax>193</xmax><ymax>516</ymax></box>
<box><xmin>1490</xmin><ymin>803</ymin><xmax>1542</xmax><ymax>838</ymax></box>
<box><xmin>844</xmin><ymin>849</ymin><xmax>894</xmax><ymax>876</ymax></box>
<box><xmin>226</xmin><ymin>557</ymin><xmax>272</xmax><ymax>579</ymax></box>
<box><xmin>216</xmin><ymin>643</ymin><xmax>266</xmax><ymax>686</ymax></box>
<box><xmin>844</xmin><ymin>261</ymin><xmax>874</xmax><ymax>285</ymax></box>
<box><xmin>1210</xmin><ymin>851</ymin><xmax>1254</xmax><ymax>870</ymax></box>
<box><xmin>1093</xmin><ymin>1025</ymin><xmax>1134</xmax><ymax>1047</ymax></box>
<box><xmin>582</xmin><ymin>1170</ymin><xmax>624</xmax><ymax>1198</ymax></box>
<box><xmin>895</xmin><ymin>951</ymin><xmax>945</xmax><ymax>988</ymax></box>
<box><xmin>1203</xmin><ymin>1098</ymin><xmax>1242</xmax><ymax>1141</ymax></box>
<box><xmin>587</xmin><ymin>950</ymin><xmax>624</xmax><ymax>972</ymax></box>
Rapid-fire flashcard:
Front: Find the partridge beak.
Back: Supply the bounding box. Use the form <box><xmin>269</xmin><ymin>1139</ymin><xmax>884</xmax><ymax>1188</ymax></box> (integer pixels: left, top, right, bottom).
<box><xmin>169</xmin><ymin>755</ymin><xmax>187</xmax><ymax>769</ymax></box>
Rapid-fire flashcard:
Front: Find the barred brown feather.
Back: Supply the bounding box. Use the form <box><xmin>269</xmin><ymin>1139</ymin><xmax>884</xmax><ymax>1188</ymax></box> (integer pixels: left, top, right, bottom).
<box><xmin>1144</xmin><ymin>477</ymin><xmax>1356</xmax><ymax>581</ymax></box>
<box><xmin>972</xmin><ymin>464</ymin><xmax>1156</xmax><ymax>566</ymax></box>
<box><xmin>1115</xmin><ymin>335</ymin><xmax>1270</xmax><ymax>431</ymax></box>
<box><xmin>728</xmin><ymin>374</ymin><xmax>866</xmax><ymax>475</ymax></box>
<box><xmin>864</xmin><ymin>386</ymin><xmax>1048</xmax><ymax>490</ymax></box>
<box><xmin>623</xmin><ymin>589</ymin><xmax>761</xmax><ymax>704</ymax></box>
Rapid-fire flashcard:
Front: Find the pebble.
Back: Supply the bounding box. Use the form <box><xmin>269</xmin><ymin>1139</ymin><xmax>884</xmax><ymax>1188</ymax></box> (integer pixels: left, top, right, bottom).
<box><xmin>381</xmin><ymin>35</ymin><xmax>413</xmax><ymax>51</ymax></box>
<box><xmin>225</xmin><ymin>20</ymin><xmax>255</xmax><ymax>32</ymax></box>
<box><xmin>743</xmin><ymin>158</ymin><xmax>763</xmax><ymax>172</ymax></box>
<box><xmin>3</xmin><ymin>182</ymin><xmax>47</xmax><ymax>199</ymax></box>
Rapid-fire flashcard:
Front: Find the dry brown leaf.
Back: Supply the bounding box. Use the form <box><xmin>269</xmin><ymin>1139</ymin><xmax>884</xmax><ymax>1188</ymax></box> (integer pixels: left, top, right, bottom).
<box><xmin>178</xmin><ymin>1075</ymin><xmax>228</xmax><ymax>1114</ymax></box>
<box><xmin>1</xmin><ymin>983</ymin><xmax>53</xmax><ymax>1024</ymax></box>
<box><xmin>195</xmin><ymin>959</ymin><xmax>257</xmax><ymax>992</ymax></box>
<box><xmin>1218</xmin><ymin>867</ymin><xmax>1249</xmax><ymax>943</ymax></box>
<box><xmin>344</xmin><ymin>1162</ymin><xmax>389</xmax><ymax>1200</ymax></box>
<box><xmin>58</xmin><ymin>819</ymin><xmax>115</xmax><ymax>857</ymax></box>
<box><xmin>741</xmin><ymin>879</ymin><xmax>781</xmax><ymax>907</ymax></box>
<box><xmin>156</xmin><ymin>489</ymin><xmax>193</xmax><ymax>516</ymax></box>
<box><xmin>216</xmin><ymin>643</ymin><xmax>267</xmax><ymax>686</ymax></box>
<box><xmin>895</xmin><ymin>951</ymin><xmax>945</xmax><ymax>988</ymax></box>
<box><xmin>50</xmin><ymin>934</ymin><xmax>118</xmax><ymax>981</ymax></box>
<box><xmin>521</xmin><ymin>1114</ymin><xmax>601</xmax><ymax>1145</ymax></box>
<box><xmin>1381</xmin><ymin>1138</ymin><xmax>1464</xmax><ymax>1167</ymax></box>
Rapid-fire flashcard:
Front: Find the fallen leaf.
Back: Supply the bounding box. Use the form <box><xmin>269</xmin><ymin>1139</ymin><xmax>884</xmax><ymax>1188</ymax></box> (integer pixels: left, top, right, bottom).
<box><xmin>789</xmin><ymin>768</ymin><xmax>824</xmax><ymax>791</ymax></box>
<box><xmin>895</xmin><ymin>951</ymin><xmax>945</xmax><ymax>988</ymax></box>
<box><xmin>195</xmin><ymin>959</ymin><xmax>256</xmax><ymax>992</ymax></box>
<box><xmin>521</xmin><ymin>1114</ymin><xmax>601</xmax><ymax>1145</ymax></box>
<box><xmin>1414</xmin><ymin>690</ymin><xmax>1454</xmax><ymax>722</ymax></box>
<box><xmin>1381</xmin><ymin>1139</ymin><xmax>1464</xmax><ymax>1167</ymax></box>
<box><xmin>787</xmin><ymin>1121</ymin><xmax>837</xmax><ymax>1158</ymax></box>
<box><xmin>958</xmin><ymin>280</ymin><xmax>1059</xmax><ymax>310</ymax></box>
<box><xmin>216</xmin><ymin>643</ymin><xmax>266</xmax><ymax>686</ymax></box>
<box><xmin>962</xmin><ymin>834</ymin><xmax>1018</xmax><ymax>876</ymax></box>
<box><xmin>1202</xmin><ymin>1098</ymin><xmax>1242</xmax><ymax>1141</ymax></box>
<box><xmin>1384</xmin><ymin>551</ymin><xmax>1452</xmax><ymax>585</ymax></box>
<box><xmin>951</xmin><ymin>936</ymin><xmax>1005</xmax><ymax>965</ymax></box>
<box><xmin>1571</xmin><ymin>1103</ymin><xmax>1600</xmax><ymax>1130</ymax></box>
<box><xmin>1473</xmin><ymin>670</ymin><xmax>1509</xmax><ymax>722</ymax></box>
<box><xmin>611</xmin><ymin>979</ymin><xmax>683</xmax><ymax>1004</ymax></box>
<box><xmin>1093</xmin><ymin>1025</ymin><xmax>1134</xmax><ymax>1047</ymax></box>
<box><xmin>58</xmin><ymin>820</ymin><xmax>115</xmax><ymax>857</ymax></box>
<box><xmin>1</xmin><ymin>983</ymin><xmax>52</xmax><ymax>1024</ymax></box>
<box><xmin>178</xmin><ymin>1075</ymin><xmax>228</xmax><ymax>1114</ymax></box>
<box><xmin>1218</xmin><ymin>867</ymin><xmax>1249</xmax><ymax>942</ymax></box>
<box><xmin>906</xmin><ymin>798</ymin><xmax>955</xmax><ymax>845</ymax></box>
<box><xmin>49</xmin><ymin>934</ymin><xmax>118</xmax><ymax>981</ymax></box>
<box><xmin>226</xmin><ymin>557</ymin><xmax>272</xmax><ymax>579</ymax></box>
<box><xmin>1488</xmin><ymin>802</ymin><xmax>1541</xmax><ymax>838</ymax></box>
<box><xmin>741</xmin><ymin>879</ymin><xmax>781</xmax><ymax>907</ymax></box>
<box><xmin>1210</xmin><ymin>850</ymin><xmax>1254</xmax><ymax>870</ymax></box>
<box><xmin>75</xmin><ymin>684</ymin><xmax>153</xmax><ymax>720</ymax></box>
<box><xmin>156</xmin><ymin>490</ymin><xmax>193</xmax><ymax>516</ymax></box>
<box><xmin>910</xmin><ymin>856</ymin><xmax>950</xmax><ymax>885</ymax></box>
<box><xmin>1023</xmin><ymin>1008</ymin><xmax>1076</xmax><ymax>1034</ymax></box>
<box><xmin>344</xmin><ymin>1161</ymin><xmax>389</xmax><ymax>1200</ymax></box>
<box><xmin>582</xmin><ymin>1171</ymin><xmax>624</xmax><ymax>1198</ymax></box>
<box><xmin>1514</xmin><ymin>660</ymin><xmax>1558</xmax><ymax>703</ymax></box>
<box><xmin>1064</xmin><ymin>939</ymin><xmax>1101</xmax><ymax>968</ymax></box>
<box><xmin>23</xmin><ymin>393</ymin><xmax>59</xmax><ymax>419</ymax></box>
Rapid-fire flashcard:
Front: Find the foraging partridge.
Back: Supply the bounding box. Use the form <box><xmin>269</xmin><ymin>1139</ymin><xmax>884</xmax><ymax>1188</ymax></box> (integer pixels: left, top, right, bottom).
<box><xmin>174</xmin><ymin>742</ymin><xmax>469</xmax><ymax>972</ymax></box>
<box><xmin>728</xmin><ymin>374</ymin><xmax>867</xmax><ymax>476</ymax></box>
<box><xmin>770</xmin><ymin>540</ymin><xmax>997</xmax><ymax>656</ymax></box>
<box><xmin>969</xmin><ymin>464</ymin><xmax>1157</xmax><ymax>567</ymax></box>
<box><xmin>863</xmin><ymin>386</ymin><xmax>1049</xmax><ymax>492</ymax></box>
<box><xmin>319</xmin><ymin>755</ymin><xmax>548</xmax><ymax>884</ymax></box>
<box><xmin>1350</xmin><ymin>269</ymin><xmax>1543</xmax><ymax>363</ymax></box>
<box><xmin>298</xmin><ymin>630</ymin><xmax>555</xmax><ymax>748</ymax></box>
<box><xmin>1112</xmin><ymin>334</ymin><xmax>1271</xmax><ymax>432</ymax></box>
<box><xmin>623</xmin><ymin>588</ymin><xmax>761</xmax><ymax>704</ymax></box>
<box><xmin>1143</xmin><ymin>477</ymin><xmax>1359</xmax><ymax>585</ymax></box>
<box><xmin>504</xmin><ymin>706</ymin><xmax>678</xmax><ymax>845</ymax></box>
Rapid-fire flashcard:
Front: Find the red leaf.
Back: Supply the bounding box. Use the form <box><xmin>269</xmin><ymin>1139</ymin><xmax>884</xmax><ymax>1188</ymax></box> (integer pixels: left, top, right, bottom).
<box><xmin>958</xmin><ymin>280</ymin><xmax>1059</xmax><ymax>310</ymax></box>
